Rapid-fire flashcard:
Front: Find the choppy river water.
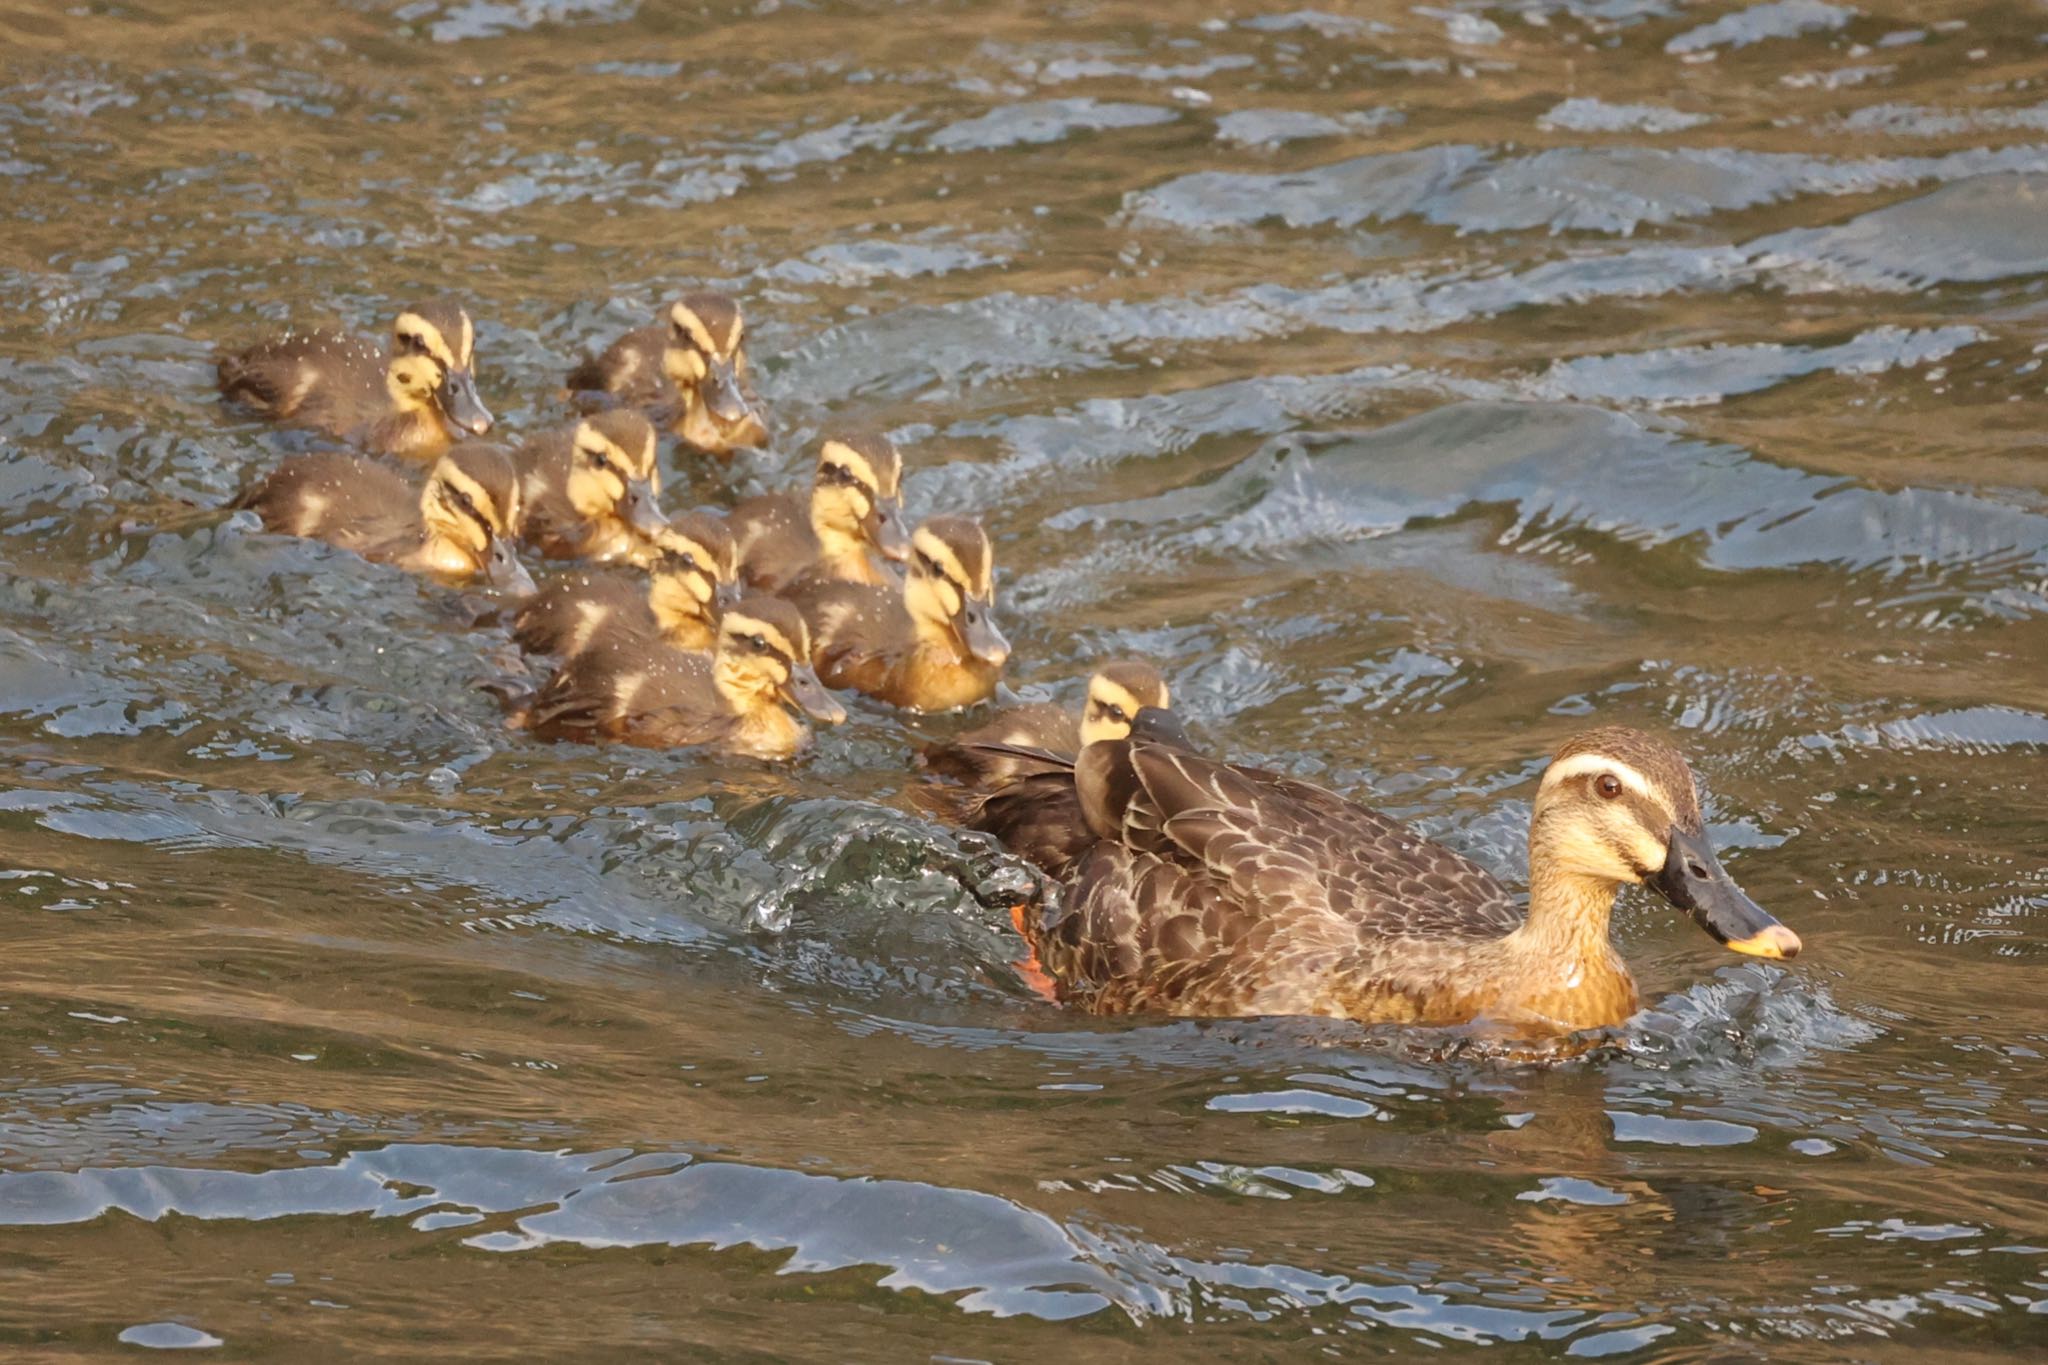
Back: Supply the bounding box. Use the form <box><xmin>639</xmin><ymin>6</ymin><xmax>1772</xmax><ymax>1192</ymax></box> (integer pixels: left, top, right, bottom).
<box><xmin>2</xmin><ymin>0</ymin><xmax>2047</xmax><ymax>1358</ymax></box>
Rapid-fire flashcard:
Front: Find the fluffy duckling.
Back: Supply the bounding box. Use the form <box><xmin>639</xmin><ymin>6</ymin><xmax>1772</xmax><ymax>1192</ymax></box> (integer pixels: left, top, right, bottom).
<box><xmin>235</xmin><ymin>441</ymin><xmax>533</xmax><ymax>594</ymax></box>
<box><xmin>924</xmin><ymin>660</ymin><xmax>1171</xmax><ymax>786</ymax></box>
<box><xmin>565</xmin><ymin>292</ymin><xmax>767</xmax><ymax>456</ymax></box>
<box><xmin>512</xmin><ymin>513</ymin><xmax>736</xmax><ymax>661</ymax></box>
<box><xmin>982</xmin><ymin>722</ymin><xmax>1801</xmax><ymax>1034</ymax></box>
<box><xmin>731</xmin><ymin>434</ymin><xmax>910</xmax><ymax>594</ymax></box>
<box><xmin>514</xmin><ymin>410</ymin><xmax>669</xmax><ymax>564</ymax></box>
<box><xmin>514</xmin><ymin>596</ymin><xmax>846</xmax><ymax>759</ymax></box>
<box><xmin>807</xmin><ymin>516</ymin><xmax>1009</xmax><ymax>712</ymax></box>
<box><xmin>217</xmin><ymin>298</ymin><xmax>492</xmax><ymax>462</ymax></box>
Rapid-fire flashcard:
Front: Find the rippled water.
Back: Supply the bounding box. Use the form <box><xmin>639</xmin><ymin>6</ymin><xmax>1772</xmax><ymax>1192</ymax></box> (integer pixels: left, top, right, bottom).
<box><xmin>3</xmin><ymin>0</ymin><xmax>2047</xmax><ymax>1357</ymax></box>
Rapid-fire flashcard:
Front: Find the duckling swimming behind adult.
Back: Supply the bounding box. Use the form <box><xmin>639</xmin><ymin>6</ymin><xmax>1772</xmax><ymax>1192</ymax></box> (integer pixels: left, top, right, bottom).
<box><xmin>924</xmin><ymin>659</ymin><xmax>1170</xmax><ymax>787</ymax></box>
<box><xmin>565</xmin><ymin>292</ymin><xmax>766</xmax><ymax>456</ymax></box>
<box><xmin>513</xmin><ymin>410</ymin><xmax>669</xmax><ymax>564</ymax></box>
<box><xmin>512</xmin><ymin>512</ymin><xmax>735</xmax><ymax>661</ymax></box>
<box><xmin>235</xmin><ymin>441</ymin><xmax>533</xmax><ymax>594</ymax></box>
<box><xmin>804</xmin><ymin>516</ymin><xmax>1009</xmax><ymax>713</ymax></box>
<box><xmin>217</xmin><ymin>298</ymin><xmax>492</xmax><ymax>463</ymax></box>
<box><xmin>512</xmin><ymin>595</ymin><xmax>845</xmax><ymax>760</ymax></box>
<box><xmin>731</xmin><ymin>434</ymin><xmax>910</xmax><ymax>594</ymax></box>
<box><xmin>980</xmin><ymin>723</ymin><xmax>1801</xmax><ymax>1035</ymax></box>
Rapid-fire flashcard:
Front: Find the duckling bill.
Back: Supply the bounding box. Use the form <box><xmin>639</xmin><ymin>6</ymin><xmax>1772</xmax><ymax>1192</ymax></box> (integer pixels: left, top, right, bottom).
<box><xmin>975</xmin><ymin>723</ymin><xmax>1798</xmax><ymax>1035</ymax></box>
<box><xmin>217</xmin><ymin>298</ymin><xmax>491</xmax><ymax>462</ymax></box>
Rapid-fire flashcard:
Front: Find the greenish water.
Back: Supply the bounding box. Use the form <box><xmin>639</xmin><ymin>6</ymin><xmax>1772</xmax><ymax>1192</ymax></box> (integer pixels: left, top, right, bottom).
<box><xmin>2</xmin><ymin>0</ymin><xmax>2047</xmax><ymax>1358</ymax></box>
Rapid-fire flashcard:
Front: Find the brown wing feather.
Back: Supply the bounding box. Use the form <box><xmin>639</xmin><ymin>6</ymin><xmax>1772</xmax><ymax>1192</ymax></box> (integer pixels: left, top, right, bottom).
<box><xmin>218</xmin><ymin>329</ymin><xmax>384</xmax><ymax>418</ymax></box>
<box><xmin>512</xmin><ymin>570</ymin><xmax>657</xmax><ymax>659</ymax></box>
<box><xmin>730</xmin><ymin>492</ymin><xmax>820</xmax><ymax>594</ymax></box>
<box><xmin>1020</xmin><ymin>738</ymin><xmax>1530</xmax><ymax>1017</ymax></box>
<box><xmin>235</xmin><ymin>454</ymin><xmax>416</xmax><ymax>558</ymax></box>
<box><xmin>924</xmin><ymin>702</ymin><xmax>1076</xmax><ymax>784</ymax></box>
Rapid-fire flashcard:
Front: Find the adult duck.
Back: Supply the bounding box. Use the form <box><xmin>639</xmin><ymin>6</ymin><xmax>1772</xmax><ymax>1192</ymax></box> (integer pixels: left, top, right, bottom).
<box><xmin>974</xmin><ymin>721</ymin><xmax>1800</xmax><ymax>1034</ymax></box>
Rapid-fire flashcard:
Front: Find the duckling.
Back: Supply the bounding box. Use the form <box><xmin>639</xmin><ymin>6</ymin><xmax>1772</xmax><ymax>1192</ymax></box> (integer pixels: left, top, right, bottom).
<box><xmin>564</xmin><ymin>292</ymin><xmax>767</xmax><ymax>456</ymax></box>
<box><xmin>731</xmin><ymin>434</ymin><xmax>910</xmax><ymax>594</ymax></box>
<box><xmin>978</xmin><ymin>723</ymin><xmax>1801</xmax><ymax>1034</ymax></box>
<box><xmin>805</xmin><ymin>516</ymin><xmax>1009</xmax><ymax>712</ymax></box>
<box><xmin>512</xmin><ymin>513</ymin><xmax>736</xmax><ymax>661</ymax></box>
<box><xmin>513</xmin><ymin>596</ymin><xmax>846</xmax><ymax>759</ymax></box>
<box><xmin>217</xmin><ymin>298</ymin><xmax>492</xmax><ymax>462</ymax></box>
<box><xmin>235</xmin><ymin>441</ymin><xmax>533</xmax><ymax>594</ymax></box>
<box><xmin>936</xmin><ymin>671</ymin><xmax>1180</xmax><ymax>886</ymax></box>
<box><xmin>514</xmin><ymin>410</ymin><xmax>669</xmax><ymax>564</ymax></box>
<box><xmin>924</xmin><ymin>660</ymin><xmax>1171</xmax><ymax>787</ymax></box>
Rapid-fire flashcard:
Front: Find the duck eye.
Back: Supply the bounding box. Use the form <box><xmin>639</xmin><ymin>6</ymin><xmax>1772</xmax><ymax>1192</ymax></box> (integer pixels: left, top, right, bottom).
<box><xmin>749</xmin><ymin>634</ymin><xmax>768</xmax><ymax>651</ymax></box>
<box><xmin>1595</xmin><ymin>774</ymin><xmax>1623</xmax><ymax>800</ymax></box>
<box><xmin>1107</xmin><ymin>705</ymin><xmax>1126</xmax><ymax>723</ymax></box>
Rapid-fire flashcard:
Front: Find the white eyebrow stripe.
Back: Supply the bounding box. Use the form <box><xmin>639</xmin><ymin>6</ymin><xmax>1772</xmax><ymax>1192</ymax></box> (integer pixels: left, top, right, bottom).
<box><xmin>1539</xmin><ymin>754</ymin><xmax>1673</xmax><ymax>817</ymax></box>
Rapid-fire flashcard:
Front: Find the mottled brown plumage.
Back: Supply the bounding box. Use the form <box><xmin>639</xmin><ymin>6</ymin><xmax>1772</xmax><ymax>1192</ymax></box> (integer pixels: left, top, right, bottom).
<box><xmin>732</xmin><ymin>434</ymin><xmax>910</xmax><ymax>595</ymax></box>
<box><xmin>235</xmin><ymin>442</ymin><xmax>532</xmax><ymax>593</ymax></box>
<box><xmin>565</xmin><ymin>292</ymin><xmax>766</xmax><ymax>456</ymax></box>
<box><xmin>217</xmin><ymin>298</ymin><xmax>491</xmax><ymax>462</ymax></box>
<box><xmin>977</xmin><ymin>724</ymin><xmax>1800</xmax><ymax>1035</ymax></box>
<box><xmin>511</xmin><ymin>596</ymin><xmax>845</xmax><ymax>759</ymax></box>
<box><xmin>513</xmin><ymin>411</ymin><xmax>668</xmax><ymax>564</ymax></box>
<box><xmin>512</xmin><ymin>513</ymin><xmax>736</xmax><ymax>661</ymax></box>
<box><xmin>806</xmin><ymin>516</ymin><xmax>1009</xmax><ymax>712</ymax></box>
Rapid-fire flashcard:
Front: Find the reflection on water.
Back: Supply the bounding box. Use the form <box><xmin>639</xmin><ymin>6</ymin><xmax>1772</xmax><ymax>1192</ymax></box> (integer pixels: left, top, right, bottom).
<box><xmin>4</xmin><ymin>0</ymin><xmax>2048</xmax><ymax>1357</ymax></box>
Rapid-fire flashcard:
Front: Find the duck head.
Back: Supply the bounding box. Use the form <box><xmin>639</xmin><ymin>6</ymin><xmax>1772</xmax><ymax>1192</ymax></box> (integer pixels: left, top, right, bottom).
<box><xmin>903</xmin><ymin>516</ymin><xmax>1008</xmax><ymax>670</ymax></box>
<box><xmin>1531</xmin><ymin>727</ymin><xmax>1800</xmax><ymax>960</ymax></box>
<box><xmin>714</xmin><ymin>596</ymin><xmax>846</xmax><ymax>725</ymax></box>
<box><xmin>661</xmin><ymin>292</ymin><xmax>762</xmax><ymax>442</ymax></box>
<box><xmin>810</xmin><ymin>434</ymin><xmax>910</xmax><ymax>571</ymax></box>
<box><xmin>645</xmin><ymin>512</ymin><xmax>736</xmax><ymax>638</ymax></box>
<box><xmin>421</xmin><ymin>441</ymin><xmax>532</xmax><ymax>594</ymax></box>
<box><xmin>1080</xmin><ymin>660</ymin><xmax>1171</xmax><ymax>748</ymax></box>
<box><xmin>392</xmin><ymin>298</ymin><xmax>492</xmax><ymax>437</ymax></box>
<box><xmin>567</xmin><ymin>410</ymin><xmax>667</xmax><ymax>537</ymax></box>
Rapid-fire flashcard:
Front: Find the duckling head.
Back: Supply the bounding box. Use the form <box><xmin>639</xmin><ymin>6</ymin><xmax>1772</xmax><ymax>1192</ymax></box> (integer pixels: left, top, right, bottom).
<box><xmin>714</xmin><ymin>596</ymin><xmax>846</xmax><ymax>725</ymax></box>
<box><xmin>1531</xmin><ymin>727</ymin><xmax>1800</xmax><ymax>960</ymax></box>
<box><xmin>1080</xmin><ymin>660</ymin><xmax>1171</xmax><ymax>747</ymax></box>
<box><xmin>810</xmin><ymin>434</ymin><xmax>910</xmax><ymax>565</ymax></box>
<box><xmin>422</xmin><ymin>442</ymin><xmax>533</xmax><ymax>594</ymax></box>
<box><xmin>567</xmin><ymin>410</ymin><xmax>666</xmax><ymax>536</ymax></box>
<box><xmin>392</xmin><ymin>298</ymin><xmax>492</xmax><ymax>437</ymax></box>
<box><xmin>661</xmin><ymin>292</ymin><xmax>759</xmax><ymax>432</ymax></box>
<box><xmin>645</xmin><ymin>512</ymin><xmax>736</xmax><ymax>635</ymax></box>
<box><xmin>904</xmin><ymin>516</ymin><xmax>1009</xmax><ymax>669</ymax></box>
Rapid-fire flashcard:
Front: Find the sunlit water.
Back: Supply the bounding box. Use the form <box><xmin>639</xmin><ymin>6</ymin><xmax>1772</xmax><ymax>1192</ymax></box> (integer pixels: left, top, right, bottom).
<box><xmin>2</xmin><ymin>0</ymin><xmax>2046</xmax><ymax>1357</ymax></box>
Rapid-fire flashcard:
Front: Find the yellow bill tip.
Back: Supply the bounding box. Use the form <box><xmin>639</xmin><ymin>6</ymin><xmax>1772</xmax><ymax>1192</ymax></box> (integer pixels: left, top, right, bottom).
<box><xmin>1727</xmin><ymin>924</ymin><xmax>1802</xmax><ymax>961</ymax></box>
